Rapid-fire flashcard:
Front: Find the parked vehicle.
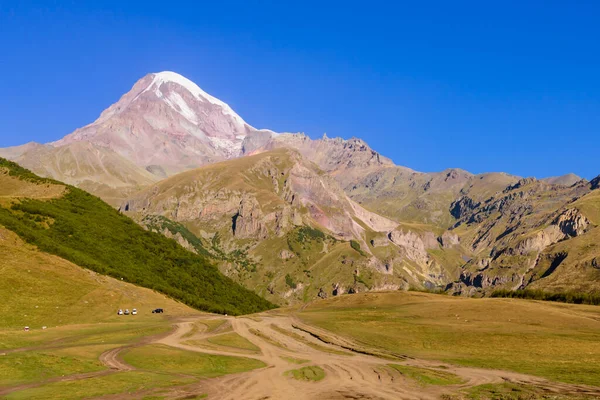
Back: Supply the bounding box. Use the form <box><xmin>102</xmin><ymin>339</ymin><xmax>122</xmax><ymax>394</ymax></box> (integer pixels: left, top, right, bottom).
<box><xmin>118</xmin><ymin>309</ymin><xmax>124</xmax><ymax>315</ymax></box>
<box><xmin>124</xmin><ymin>309</ymin><xmax>130</xmax><ymax>315</ymax></box>
<box><xmin>132</xmin><ymin>308</ymin><xmax>137</xmax><ymax>315</ymax></box>
<box><xmin>151</xmin><ymin>308</ymin><xmax>164</xmax><ymax>314</ymax></box>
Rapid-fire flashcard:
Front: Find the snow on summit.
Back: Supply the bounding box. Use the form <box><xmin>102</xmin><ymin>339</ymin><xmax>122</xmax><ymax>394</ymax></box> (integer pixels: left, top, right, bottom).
<box><xmin>144</xmin><ymin>71</ymin><xmax>250</xmax><ymax>129</ymax></box>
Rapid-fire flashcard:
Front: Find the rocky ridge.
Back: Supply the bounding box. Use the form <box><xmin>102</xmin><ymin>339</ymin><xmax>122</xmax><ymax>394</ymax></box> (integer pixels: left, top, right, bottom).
<box><xmin>1</xmin><ymin>71</ymin><xmax>598</xmax><ymax>301</ymax></box>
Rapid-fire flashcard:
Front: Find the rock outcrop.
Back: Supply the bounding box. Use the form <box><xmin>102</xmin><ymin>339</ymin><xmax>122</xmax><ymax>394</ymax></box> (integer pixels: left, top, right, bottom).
<box><xmin>591</xmin><ymin>175</ymin><xmax>600</xmax><ymax>190</ymax></box>
<box><xmin>232</xmin><ymin>196</ymin><xmax>268</xmax><ymax>239</ymax></box>
<box><xmin>512</xmin><ymin>209</ymin><xmax>590</xmax><ymax>255</ymax></box>
<box><xmin>388</xmin><ymin>229</ymin><xmax>438</xmax><ymax>267</ymax></box>
<box><xmin>439</xmin><ymin>231</ymin><xmax>460</xmax><ymax>248</ymax></box>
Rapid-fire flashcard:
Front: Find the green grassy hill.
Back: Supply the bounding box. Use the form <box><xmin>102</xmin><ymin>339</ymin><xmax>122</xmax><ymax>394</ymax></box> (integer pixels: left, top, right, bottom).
<box><xmin>0</xmin><ymin>158</ymin><xmax>274</xmax><ymax>316</ymax></box>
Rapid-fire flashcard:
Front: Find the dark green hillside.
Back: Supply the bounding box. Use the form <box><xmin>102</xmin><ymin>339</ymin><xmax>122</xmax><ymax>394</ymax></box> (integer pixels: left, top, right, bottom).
<box><xmin>0</xmin><ymin>158</ymin><xmax>275</xmax><ymax>315</ymax></box>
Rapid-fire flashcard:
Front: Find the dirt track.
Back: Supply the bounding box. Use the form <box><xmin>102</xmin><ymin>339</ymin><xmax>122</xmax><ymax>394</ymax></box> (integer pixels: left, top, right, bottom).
<box><xmin>147</xmin><ymin>314</ymin><xmax>600</xmax><ymax>400</ymax></box>
<box><xmin>3</xmin><ymin>314</ymin><xmax>600</xmax><ymax>399</ymax></box>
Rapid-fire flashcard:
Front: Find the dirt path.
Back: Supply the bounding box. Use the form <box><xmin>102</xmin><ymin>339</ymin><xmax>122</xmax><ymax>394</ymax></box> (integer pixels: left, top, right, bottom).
<box><xmin>143</xmin><ymin>314</ymin><xmax>600</xmax><ymax>400</ymax></box>
<box><xmin>0</xmin><ymin>323</ymin><xmax>175</xmax><ymax>396</ymax></box>
<box><xmin>3</xmin><ymin>314</ymin><xmax>600</xmax><ymax>399</ymax></box>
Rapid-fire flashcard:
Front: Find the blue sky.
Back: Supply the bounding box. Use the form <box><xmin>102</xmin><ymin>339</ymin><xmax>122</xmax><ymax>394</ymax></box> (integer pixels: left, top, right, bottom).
<box><xmin>1</xmin><ymin>1</ymin><xmax>599</xmax><ymax>179</ymax></box>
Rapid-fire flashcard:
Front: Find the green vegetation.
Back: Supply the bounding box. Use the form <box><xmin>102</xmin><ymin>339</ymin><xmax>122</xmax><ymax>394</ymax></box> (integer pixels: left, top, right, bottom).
<box><xmin>280</xmin><ymin>356</ymin><xmax>309</xmax><ymax>364</ymax></box>
<box><xmin>491</xmin><ymin>289</ymin><xmax>600</xmax><ymax>305</ymax></box>
<box><xmin>5</xmin><ymin>371</ymin><xmax>195</xmax><ymax>400</ymax></box>
<box><xmin>210</xmin><ymin>232</ymin><xmax>258</xmax><ymax>274</ymax></box>
<box><xmin>0</xmin><ymin>226</ymin><xmax>196</xmax><ymax>328</ymax></box>
<box><xmin>295</xmin><ymin>226</ymin><xmax>326</xmax><ymax>242</ymax></box>
<box><xmin>451</xmin><ymin>382</ymin><xmax>595</xmax><ymax>400</ymax></box>
<box><xmin>0</xmin><ymin>350</ymin><xmax>104</xmax><ymax>387</ymax></box>
<box><xmin>299</xmin><ymin>291</ymin><xmax>600</xmax><ymax>386</ymax></box>
<box><xmin>350</xmin><ymin>240</ymin><xmax>367</xmax><ymax>257</ymax></box>
<box><xmin>284</xmin><ymin>365</ymin><xmax>325</xmax><ymax>382</ymax></box>
<box><xmin>388</xmin><ymin>364</ymin><xmax>464</xmax><ymax>386</ymax></box>
<box><xmin>206</xmin><ymin>332</ymin><xmax>260</xmax><ymax>352</ymax></box>
<box><xmin>285</xmin><ymin>273</ymin><xmax>297</xmax><ymax>289</ymax></box>
<box><xmin>123</xmin><ymin>344</ymin><xmax>265</xmax><ymax>377</ymax></box>
<box><xmin>0</xmin><ymin>158</ymin><xmax>274</xmax><ymax>315</ymax></box>
<box><xmin>0</xmin><ymin>158</ymin><xmax>58</xmax><ymax>184</ymax></box>
<box><xmin>0</xmin><ymin>322</ymin><xmax>175</xmax><ymax>387</ymax></box>
<box><xmin>143</xmin><ymin>215</ymin><xmax>211</xmax><ymax>257</ymax></box>
<box><xmin>287</xmin><ymin>226</ymin><xmax>335</xmax><ymax>265</ymax></box>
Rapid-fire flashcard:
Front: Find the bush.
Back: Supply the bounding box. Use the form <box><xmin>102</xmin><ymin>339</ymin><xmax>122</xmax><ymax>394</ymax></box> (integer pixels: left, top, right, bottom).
<box><xmin>350</xmin><ymin>240</ymin><xmax>367</xmax><ymax>257</ymax></box>
<box><xmin>490</xmin><ymin>289</ymin><xmax>600</xmax><ymax>306</ymax></box>
<box><xmin>285</xmin><ymin>274</ymin><xmax>297</xmax><ymax>289</ymax></box>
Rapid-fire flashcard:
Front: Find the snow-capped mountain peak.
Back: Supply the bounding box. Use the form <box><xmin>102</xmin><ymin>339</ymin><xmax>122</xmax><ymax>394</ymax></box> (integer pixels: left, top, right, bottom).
<box><xmin>51</xmin><ymin>71</ymin><xmax>267</xmax><ymax>172</ymax></box>
<box><xmin>142</xmin><ymin>71</ymin><xmax>250</xmax><ymax>129</ymax></box>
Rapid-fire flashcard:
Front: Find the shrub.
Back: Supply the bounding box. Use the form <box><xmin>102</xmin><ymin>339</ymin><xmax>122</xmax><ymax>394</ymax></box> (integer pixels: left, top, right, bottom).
<box><xmin>350</xmin><ymin>240</ymin><xmax>367</xmax><ymax>257</ymax></box>
<box><xmin>490</xmin><ymin>289</ymin><xmax>600</xmax><ymax>306</ymax></box>
<box><xmin>285</xmin><ymin>274</ymin><xmax>297</xmax><ymax>289</ymax></box>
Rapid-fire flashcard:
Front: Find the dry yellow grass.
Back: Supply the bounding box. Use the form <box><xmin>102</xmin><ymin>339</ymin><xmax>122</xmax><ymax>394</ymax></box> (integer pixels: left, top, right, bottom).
<box><xmin>299</xmin><ymin>291</ymin><xmax>600</xmax><ymax>387</ymax></box>
<box><xmin>0</xmin><ymin>226</ymin><xmax>199</xmax><ymax>329</ymax></box>
<box><xmin>0</xmin><ymin>169</ymin><xmax>65</xmax><ymax>200</ymax></box>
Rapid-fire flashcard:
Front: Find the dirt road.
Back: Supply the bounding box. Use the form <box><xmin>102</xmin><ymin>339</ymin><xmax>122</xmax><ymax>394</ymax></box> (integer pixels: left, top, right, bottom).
<box><xmin>4</xmin><ymin>313</ymin><xmax>600</xmax><ymax>399</ymax></box>
<box><xmin>149</xmin><ymin>314</ymin><xmax>600</xmax><ymax>400</ymax></box>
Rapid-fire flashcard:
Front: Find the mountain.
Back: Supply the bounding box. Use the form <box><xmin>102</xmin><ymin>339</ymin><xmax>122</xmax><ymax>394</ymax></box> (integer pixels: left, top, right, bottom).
<box><xmin>1</xmin><ymin>71</ymin><xmax>598</xmax><ymax>300</ymax></box>
<box><xmin>0</xmin><ymin>71</ymin><xmax>277</xmax><ymax>204</ymax></box>
<box><xmin>542</xmin><ymin>173</ymin><xmax>584</xmax><ymax>186</ymax></box>
<box><xmin>121</xmin><ymin>148</ymin><xmax>418</xmax><ymax>304</ymax></box>
<box><xmin>0</xmin><ymin>157</ymin><xmax>274</xmax><ymax>315</ymax></box>
<box><xmin>54</xmin><ymin>71</ymin><xmax>276</xmax><ymax>172</ymax></box>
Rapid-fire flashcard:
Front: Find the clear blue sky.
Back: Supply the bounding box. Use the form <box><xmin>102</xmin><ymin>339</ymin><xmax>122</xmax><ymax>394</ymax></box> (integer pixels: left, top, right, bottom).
<box><xmin>1</xmin><ymin>1</ymin><xmax>599</xmax><ymax>179</ymax></box>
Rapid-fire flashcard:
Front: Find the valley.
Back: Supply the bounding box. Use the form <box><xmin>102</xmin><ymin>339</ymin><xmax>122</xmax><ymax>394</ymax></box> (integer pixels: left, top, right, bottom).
<box><xmin>2</xmin><ymin>292</ymin><xmax>599</xmax><ymax>399</ymax></box>
<box><xmin>2</xmin><ymin>71</ymin><xmax>598</xmax><ymax>301</ymax></box>
<box><xmin>0</xmin><ymin>70</ymin><xmax>599</xmax><ymax>399</ymax></box>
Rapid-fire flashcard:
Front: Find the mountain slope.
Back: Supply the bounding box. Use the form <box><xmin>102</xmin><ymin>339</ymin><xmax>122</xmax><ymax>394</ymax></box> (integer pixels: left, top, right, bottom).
<box><xmin>121</xmin><ymin>148</ymin><xmax>536</xmax><ymax>303</ymax></box>
<box><xmin>447</xmin><ymin>177</ymin><xmax>600</xmax><ymax>294</ymax></box>
<box><xmin>0</xmin><ymin>226</ymin><xmax>197</xmax><ymax>328</ymax></box>
<box><xmin>121</xmin><ymin>149</ymin><xmax>442</xmax><ymax>304</ymax></box>
<box><xmin>0</xmin><ymin>158</ymin><xmax>274</xmax><ymax>315</ymax></box>
<box><xmin>0</xmin><ymin>141</ymin><xmax>158</xmax><ymax>206</ymax></box>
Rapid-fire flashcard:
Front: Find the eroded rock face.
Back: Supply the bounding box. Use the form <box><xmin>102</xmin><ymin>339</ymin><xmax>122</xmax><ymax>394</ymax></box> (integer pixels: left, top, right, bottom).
<box><xmin>460</xmin><ymin>270</ymin><xmax>522</xmax><ymax>289</ymax></box>
<box><xmin>370</xmin><ymin>236</ymin><xmax>389</xmax><ymax>247</ymax></box>
<box><xmin>279</xmin><ymin>249</ymin><xmax>295</xmax><ymax>260</ymax></box>
<box><xmin>232</xmin><ymin>196</ymin><xmax>268</xmax><ymax>239</ymax></box>
<box><xmin>332</xmin><ymin>282</ymin><xmax>344</xmax><ymax>296</ymax></box>
<box><xmin>368</xmin><ymin>258</ymin><xmax>394</xmax><ymax>275</ymax></box>
<box><xmin>439</xmin><ymin>231</ymin><xmax>460</xmax><ymax>248</ymax></box>
<box><xmin>388</xmin><ymin>229</ymin><xmax>438</xmax><ymax>266</ymax></box>
<box><xmin>591</xmin><ymin>175</ymin><xmax>600</xmax><ymax>190</ymax></box>
<box><xmin>512</xmin><ymin>209</ymin><xmax>590</xmax><ymax>255</ymax></box>
<box><xmin>554</xmin><ymin>208</ymin><xmax>590</xmax><ymax>237</ymax></box>
<box><xmin>450</xmin><ymin>196</ymin><xmax>480</xmax><ymax>219</ymax></box>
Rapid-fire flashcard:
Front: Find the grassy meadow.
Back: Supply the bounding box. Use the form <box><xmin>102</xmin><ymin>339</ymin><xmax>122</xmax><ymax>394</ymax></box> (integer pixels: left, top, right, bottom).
<box><xmin>298</xmin><ymin>291</ymin><xmax>600</xmax><ymax>387</ymax></box>
<box><xmin>284</xmin><ymin>365</ymin><xmax>326</xmax><ymax>382</ymax></box>
<box><xmin>123</xmin><ymin>344</ymin><xmax>265</xmax><ymax>377</ymax></box>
